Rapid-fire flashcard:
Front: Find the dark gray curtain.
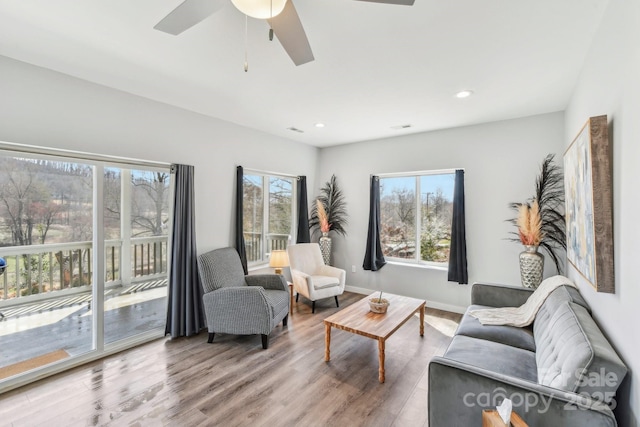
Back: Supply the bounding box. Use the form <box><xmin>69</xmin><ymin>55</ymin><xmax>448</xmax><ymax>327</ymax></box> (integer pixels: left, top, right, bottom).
<box><xmin>448</xmin><ymin>169</ymin><xmax>468</xmax><ymax>284</ymax></box>
<box><xmin>165</xmin><ymin>164</ymin><xmax>205</xmax><ymax>338</ymax></box>
<box><xmin>363</xmin><ymin>176</ymin><xmax>386</xmax><ymax>271</ymax></box>
<box><xmin>296</xmin><ymin>176</ymin><xmax>310</xmax><ymax>243</ymax></box>
<box><xmin>235</xmin><ymin>166</ymin><xmax>248</xmax><ymax>274</ymax></box>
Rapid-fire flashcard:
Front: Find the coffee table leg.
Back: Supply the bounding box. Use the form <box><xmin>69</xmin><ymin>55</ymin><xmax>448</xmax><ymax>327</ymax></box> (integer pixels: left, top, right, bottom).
<box><xmin>324</xmin><ymin>323</ymin><xmax>331</xmax><ymax>362</ymax></box>
<box><xmin>378</xmin><ymin>338</ymin><xmax>385</xmax><ymax>383</ymax></box>
<box><xmin>419</xmin><ymin>304</ymin><xmax>425</xmax><ymax>337</ymax></box>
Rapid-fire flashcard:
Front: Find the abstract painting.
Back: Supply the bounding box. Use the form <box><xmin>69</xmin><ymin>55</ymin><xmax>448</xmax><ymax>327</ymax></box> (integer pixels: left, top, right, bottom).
<box><xmin>564</xmin><ymin>115</ymin><xmax>614</xmax><ymax>293</ymax></box>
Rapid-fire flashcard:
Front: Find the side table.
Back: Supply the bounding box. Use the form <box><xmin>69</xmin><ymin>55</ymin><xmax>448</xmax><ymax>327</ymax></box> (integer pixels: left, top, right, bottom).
<box><xmin>482</xmin><ymin>410</ymin><xmax>528</xmax><ymax>427</ymax></box>
<box><xmin>288</xmin><ymin>281</ymin><xmax>293</xmax><ymax>315</ymax></box>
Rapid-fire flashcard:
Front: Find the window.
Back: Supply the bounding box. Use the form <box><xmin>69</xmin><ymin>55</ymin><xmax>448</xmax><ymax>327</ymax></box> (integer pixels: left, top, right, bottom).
<box><xmin>0</xmin><ymin>148</ymin><xmax>170</xmax><ymax>386</ymax></box>
<box><xmin>243</xmin><ymin>172</ymin><xmax>295</xmax><ymax>264</ymax></box>
<box><xmin>379</xmin><ymin>171</ymin><xmax>455</xmax><ymax>265</ymax></box>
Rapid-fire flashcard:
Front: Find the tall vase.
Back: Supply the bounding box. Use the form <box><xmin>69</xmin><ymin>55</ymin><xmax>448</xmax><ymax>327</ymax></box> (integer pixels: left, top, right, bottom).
<box><xmin>319</xmin><ymin>232</ymin><xmax>332</xmax><ymax>265</ymax></box>
<box><xmin>519</xmin><ymin>245</ymin><xmax>544</xmax><ymax>288</ymax></box>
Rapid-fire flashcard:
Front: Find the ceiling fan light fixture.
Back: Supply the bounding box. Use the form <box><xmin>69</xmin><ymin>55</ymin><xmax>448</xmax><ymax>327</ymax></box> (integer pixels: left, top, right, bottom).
<box><xmin>231</xmin><ymin>0</ymin><xmax>287</xmax><ymax>19</ymax></box>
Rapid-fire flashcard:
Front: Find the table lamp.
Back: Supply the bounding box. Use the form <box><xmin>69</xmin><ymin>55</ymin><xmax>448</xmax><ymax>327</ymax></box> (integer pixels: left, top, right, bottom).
<box><xmin>269</xmin><ymin>250</ymin><xmax>289</xmax><ymax>275</ymax></box>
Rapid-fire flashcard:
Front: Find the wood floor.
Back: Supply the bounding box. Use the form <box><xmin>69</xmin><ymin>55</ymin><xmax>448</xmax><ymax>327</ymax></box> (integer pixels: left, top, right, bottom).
<box><xmin>0</xmin><ymin>292</ymin><xmax>461</xmax><ymax>427</ymax></box>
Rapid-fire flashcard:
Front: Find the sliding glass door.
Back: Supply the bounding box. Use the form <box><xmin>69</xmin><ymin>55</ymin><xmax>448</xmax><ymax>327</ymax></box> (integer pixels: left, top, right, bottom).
<box><xmin>103</xmin><ymin>167</ymin><xmax>169</xmax><ymax>346</ymax></box>
<box><xmin>0</xmin><ymin>151</ymin><xmax>170</xmax><ymax>383</ymax></box>
<box><xmin>0</xmin><ymin>156</ymin><xmax>96</xmax><ymax>378</ymax></box>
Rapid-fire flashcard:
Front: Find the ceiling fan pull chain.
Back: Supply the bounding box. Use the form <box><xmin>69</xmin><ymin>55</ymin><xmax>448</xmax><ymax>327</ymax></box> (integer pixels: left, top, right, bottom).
<box><xmin>269</xmin><ymin>0</ymin><xmax>274</xmax><ymax>41</ymax></box>
<box><xmin>244</xmin><ymin>14</ymin><xmax>249</xmax><ymax>72</ymax></box>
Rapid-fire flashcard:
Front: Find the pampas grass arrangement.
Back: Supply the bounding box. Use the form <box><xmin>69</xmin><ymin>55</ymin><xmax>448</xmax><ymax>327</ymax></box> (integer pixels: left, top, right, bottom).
<box><xmin>516</xmin><ymin>200</ymin><xmax>543</xmax><ymax>246</ymax></box>
<box><xmin>316</xmin><ymin>199</ymin><xmax>330</xmax><ymax>233</ymax></box>
<box><xmin>310</xmin><ymin>174</ymin><xmax>348</xmax><ymax>238</ymax></box>
<box><xmin>508</xmin><ymin>154</ymin><xmax>566</xmax><ymax>273</ymax></box>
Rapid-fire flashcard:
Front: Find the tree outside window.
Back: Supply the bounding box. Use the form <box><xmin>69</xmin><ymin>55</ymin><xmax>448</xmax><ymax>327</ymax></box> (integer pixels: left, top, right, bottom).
<box><xmin>243</xmin><ymin>173</ymin><xmax>294</xmax><ymax>264</ymax></box>
<box><xmin>380</xmin><ymin>172</ymin><xmax>455</xmax><ymax>264</ymax></box>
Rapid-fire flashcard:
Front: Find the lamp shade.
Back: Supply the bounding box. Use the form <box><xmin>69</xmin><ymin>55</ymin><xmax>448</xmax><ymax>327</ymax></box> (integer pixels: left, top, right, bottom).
<box><xmin>269</xmin><ymin>250</ymin><xmax>290</xmax><ymax>268</ymax></box>
<box><xmin>231</xmin><ymin>0</ymin><xmax>287</xmax><ymax>19</ymax></box>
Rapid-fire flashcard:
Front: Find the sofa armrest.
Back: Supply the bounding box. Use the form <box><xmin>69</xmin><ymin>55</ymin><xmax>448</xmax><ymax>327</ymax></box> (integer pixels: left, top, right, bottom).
<box><xmin>471</xmin><ymin>282</ymin><xmax>534</xmax><ymax>307</ymax></box>
<box><xmin>428</xmin><ymin>357</ymin><xmax>617</xmax><ymax>427</ymax></box>
<box><xmin>246</xmin><ymin>274</ymin><xmax>288</xmax><ymax>291</ymax></box>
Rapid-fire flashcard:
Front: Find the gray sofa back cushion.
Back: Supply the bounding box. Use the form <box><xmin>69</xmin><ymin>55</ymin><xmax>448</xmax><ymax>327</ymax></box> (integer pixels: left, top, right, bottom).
<box><xmin>534</xmin><ymin>301</ymin><xmax>627</xmax><ymax>403</ymax></box>
<box><xmin>197</xmin><ymin>248</ymin><xmax>247</xmax><ymax>293</ymax></box>
<box><xmin>569</xmin><ymin>302</ymin><xmax>628</xmax><ymax>402</ymax></box>
<box><xmin>535</xmin><ymin>301</ymin><xmax>592</xmax><ymax>392</ymax></box>
<box><xmin>533</xmin><ymin>285</ymin><xmax>590</xmax><ymax>349</ymax></box>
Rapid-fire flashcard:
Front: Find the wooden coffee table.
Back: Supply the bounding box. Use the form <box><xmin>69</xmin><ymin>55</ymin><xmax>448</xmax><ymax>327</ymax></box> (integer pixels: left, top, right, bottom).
<box><xmin>324</xmin><ymin>292</ymin><xmax>425</xmax><ymax>383</ymax></box>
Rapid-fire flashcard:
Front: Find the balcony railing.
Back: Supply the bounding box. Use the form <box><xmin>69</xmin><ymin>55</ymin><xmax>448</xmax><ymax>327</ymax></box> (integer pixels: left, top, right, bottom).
<box><xmin>244</xmin><ymin>232</ymin><xmax>290</xmax><ymax>263</ymax></box>
<box><xmin>0</xmin><ymin>236</ymin><xmax>168</xmax><ymax>305</ymax></box>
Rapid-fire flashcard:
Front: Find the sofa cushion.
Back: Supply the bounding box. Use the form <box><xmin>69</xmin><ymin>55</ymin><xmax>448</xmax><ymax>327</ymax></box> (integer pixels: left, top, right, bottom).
<box><xmin>444</xmin><ymin>335</ymin><xmax>538</xmax><ymax>383</ymax></box>
<box><xmin>534</xmin><ymin>285</ymin><xmax>590</xmax><ymax>329</ymax></box>
<box><xmin>456</xmin><ymin>305</ymin><xmax>535</xmax><ymax>351</ymax></box>
<box><xmin>535</xmin><ymin>301</ymin><xmax>591</xmax><ymax>392</ymax></box>
<box><xmin>532</xmin><ymin>285</ymin><xmax>590</xmax><ymax>350</ymax></box>
<box><xmin>534</xmin><ymin>301</ymin><xmax>627</xmax><ymax>403</ymax></box>
<box><xmin>568</xmin><ymin>302</ymin><xmax>627</xmax><ymax>402</ymax></box>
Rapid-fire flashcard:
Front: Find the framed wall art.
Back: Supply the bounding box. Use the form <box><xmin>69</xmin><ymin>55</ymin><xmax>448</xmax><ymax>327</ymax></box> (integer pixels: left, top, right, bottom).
<box><xmin>564</xmin><ymin>115</ymin><xmax>614</xmax><ymax>293</ymax></box>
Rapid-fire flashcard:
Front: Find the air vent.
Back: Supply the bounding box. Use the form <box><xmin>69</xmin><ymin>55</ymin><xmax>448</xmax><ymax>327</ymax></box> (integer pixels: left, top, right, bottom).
<box><xmin>391</xmin><ymin>124</ymin><xmax>412</xmax><ymax>130</ymax></box>
<box><xmin>287</xmin><ymin>127</ymin><xmax>304</xmax><ymax>133</ymax></box>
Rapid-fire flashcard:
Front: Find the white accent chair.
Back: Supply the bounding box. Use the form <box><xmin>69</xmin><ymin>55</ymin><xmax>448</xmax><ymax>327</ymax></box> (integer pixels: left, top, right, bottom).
<box><xmin>287</xmin><ymin>243</ymin><xmax>346</xmax><ymax>313</ymax></box>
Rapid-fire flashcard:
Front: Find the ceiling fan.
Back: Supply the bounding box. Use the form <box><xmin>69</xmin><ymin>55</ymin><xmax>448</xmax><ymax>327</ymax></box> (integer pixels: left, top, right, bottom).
<box><xmin>154</xmin><ymin>0</ymin><xmax>415</xmax><ymax>67</ymax></box>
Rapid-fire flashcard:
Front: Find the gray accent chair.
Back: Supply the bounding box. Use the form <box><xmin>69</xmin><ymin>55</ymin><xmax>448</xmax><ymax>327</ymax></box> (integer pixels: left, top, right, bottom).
<box><xmin>197</xmin><ymin>247</ymin><xmax>289</xmax><ymax>349</ymax></box>
<box><xmin>429</xmin><ymin>282</ymin><xmax>627</xmax><ymax>426</ymax></box>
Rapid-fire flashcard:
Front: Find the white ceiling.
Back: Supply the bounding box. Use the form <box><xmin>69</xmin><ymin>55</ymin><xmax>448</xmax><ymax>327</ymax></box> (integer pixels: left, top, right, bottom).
<box><xmin>0</xmin><ymin>0</ymin><xmax>610</xmax><ymax>147</ymax></box>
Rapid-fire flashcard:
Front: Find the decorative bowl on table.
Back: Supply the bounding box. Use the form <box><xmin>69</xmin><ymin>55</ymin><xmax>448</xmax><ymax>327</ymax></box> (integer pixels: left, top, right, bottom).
<box><xmin>369</xmin><ymin>298</ymin><xmax>390</xmax><ymax>314</ymax></box>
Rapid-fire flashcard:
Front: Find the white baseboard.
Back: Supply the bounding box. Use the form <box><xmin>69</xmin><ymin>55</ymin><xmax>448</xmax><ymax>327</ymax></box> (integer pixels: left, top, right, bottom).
<box><xmin>344</xmin><ymin>285</ymin><xmax>466</xmax><ymax>314</ymax></box>
<box><xmin>424</xmin><ymin>301</ymin><xmax>466</xmax><ymax>314</ymax></box>
<box><xmin>344</xmin><ymin>285</ymin><xmax>375</xmax><ymax>295</ymax></box>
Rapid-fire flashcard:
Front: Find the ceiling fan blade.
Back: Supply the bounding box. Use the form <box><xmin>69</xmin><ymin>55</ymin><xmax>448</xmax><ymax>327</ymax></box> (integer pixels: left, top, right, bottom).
<box><xmin>354</xmin><ymin>0</ymin><xmax>415</xmax><ymax>5</ymax></box>
<box><xmin>154</xmin><ymin>0</ymin><xmax>226</xmax><ymax>35</ymax></box>
<box><xmin>267</xmin><ymin>1</ymin><xmax>314</xmax><ymax>66</ymax></box>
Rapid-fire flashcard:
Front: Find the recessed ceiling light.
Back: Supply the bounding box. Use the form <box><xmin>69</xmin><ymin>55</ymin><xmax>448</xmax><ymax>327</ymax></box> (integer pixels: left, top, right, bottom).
<box><xmin>315</xmin><ymin>123</ymin><xmax>325</xmax><ymax>128</ymax></box>
<box><xmin>455</xmin><ymin>90</ymin><xmax>474</xmax><ymax>99</ymax></box>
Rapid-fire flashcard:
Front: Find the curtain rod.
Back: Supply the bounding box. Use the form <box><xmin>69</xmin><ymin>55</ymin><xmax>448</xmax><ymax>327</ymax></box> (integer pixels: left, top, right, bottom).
<box><xmin>0</xmin><ymin>141</ymin><xmax>171</xmax><ymax>169</ymax></box>
<box><xmin>372</xmin><ymin>168</ymin><xmax>464</xmax><ymax>178</ymax></box>
<box><xmin>241</xmin><ymin>166</ymin><xmax>299</xmax><ymax>179</ymax></box>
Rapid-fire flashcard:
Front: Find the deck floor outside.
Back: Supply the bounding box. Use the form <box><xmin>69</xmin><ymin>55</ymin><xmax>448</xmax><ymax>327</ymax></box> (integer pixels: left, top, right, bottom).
<box><xmin>0</xmin><ymin>279</ymin><xmax>167</xmax><ymax>371</ymax></box>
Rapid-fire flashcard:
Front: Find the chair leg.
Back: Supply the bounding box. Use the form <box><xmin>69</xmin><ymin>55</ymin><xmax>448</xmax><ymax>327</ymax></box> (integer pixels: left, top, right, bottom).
<box><xmin>296</xmin><ymin>293</ymin><xmax>299</xmax><ymax>302</ymax></box>
<box><xmin>283</xmin><ymin>314</ymin><xmax>288</xmax><ymax>327</ymax></box>
<box><xmin>335</xmin><ymin>295</ymin><xmax>340</xmax><ymax>308</ymax></box>
<box><xmin>208</xmin><ymin>332</ymin><xmax>215</xmax><ymax>343</ymax></box>
<box><xmin>261</xmin><ymin>334</ymin><xmax>269</xmax><ymax>349</ymax></box>
<box><xmin>312</xmin><ymin>300</ymin><xmax>316</xmax><ymax>314</ymax></box>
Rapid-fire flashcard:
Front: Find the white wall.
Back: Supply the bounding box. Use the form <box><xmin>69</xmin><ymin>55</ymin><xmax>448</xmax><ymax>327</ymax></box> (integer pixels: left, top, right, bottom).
<box><xmin>316</xmin><ymin>112</ymin><xmax>565</xmax><ymax>312</ymax></box>
<box><xmin>565</xmin><ymin>0</ymin><xmax>639</xmax><ymax>424</ymax></box>
<box><xmin>0</xmin><ymin>55</ymin><xmax>318</xmax><ymax>253</ymax></box>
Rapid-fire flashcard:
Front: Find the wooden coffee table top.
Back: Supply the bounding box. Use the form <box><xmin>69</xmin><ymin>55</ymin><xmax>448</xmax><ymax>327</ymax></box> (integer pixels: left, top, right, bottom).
<box><xmin>323</xmin><ymin>292</ymin><xmax>425</xmax><ymax>340</ymax></box>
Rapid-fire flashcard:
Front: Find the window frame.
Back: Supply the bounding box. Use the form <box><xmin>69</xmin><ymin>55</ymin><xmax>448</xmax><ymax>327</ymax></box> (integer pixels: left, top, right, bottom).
<box><xmin>378</xmin><ymin>169</ymin><xmax>456</xmax><ymax>268</ymax></box>
<box><xmin>243</xmin><ymin>169</ymin><xmax>297</xmax><ymax>266</ymax></box>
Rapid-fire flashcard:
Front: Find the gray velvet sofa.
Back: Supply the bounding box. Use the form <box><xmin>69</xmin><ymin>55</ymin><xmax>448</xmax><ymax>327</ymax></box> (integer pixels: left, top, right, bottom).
<box><xmin>428</xmin><ymin>282</ymin><xmax>627</xmax><ymax>426</ymax></box>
